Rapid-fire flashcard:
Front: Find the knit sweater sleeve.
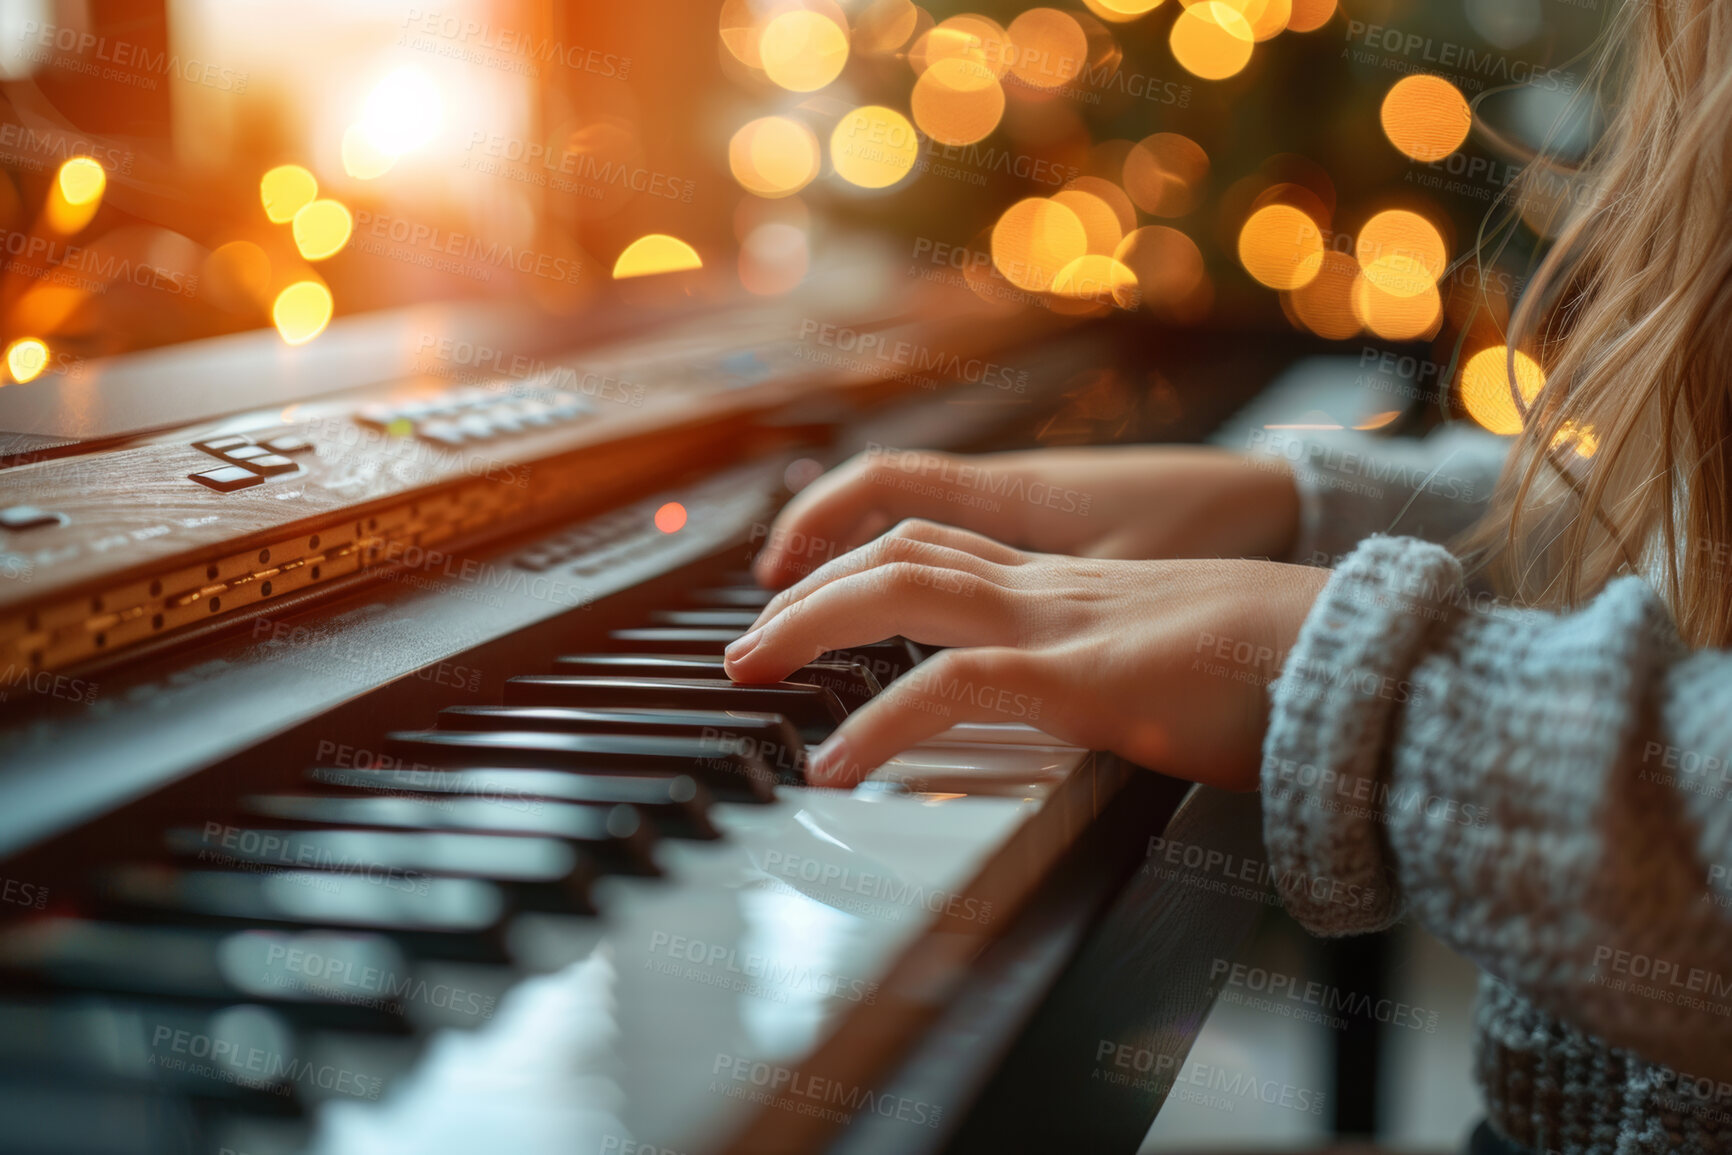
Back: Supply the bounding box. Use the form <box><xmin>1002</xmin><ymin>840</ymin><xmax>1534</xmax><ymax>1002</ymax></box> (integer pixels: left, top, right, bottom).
<box><xmin>1249</xmin><ymin>425</ymin><xmax>1511</xmax><ymax>565</ymax></box>
<box><xmin>1261</xmin><ymin>534</ymin><xmax>1732</xmax><ymax>1082</ymax></box>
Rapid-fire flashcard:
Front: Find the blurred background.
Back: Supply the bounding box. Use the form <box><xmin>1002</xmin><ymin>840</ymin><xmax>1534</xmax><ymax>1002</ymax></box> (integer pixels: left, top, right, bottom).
<box><xmin>0</xmin><ymin>0</ymin><xmax>1603</xmax><ymax>442</ymax></box>
<box><xmin>0</xmin><ymin>1</ymin><xmax>1611</xmax><ymax>1147</ymax></box>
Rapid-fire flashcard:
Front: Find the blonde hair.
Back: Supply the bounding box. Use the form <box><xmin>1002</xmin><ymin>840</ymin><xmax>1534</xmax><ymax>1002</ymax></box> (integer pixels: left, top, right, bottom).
<box><xmin>1460</xmin><ymin>0</ymin><xmax>1732</xmax><ymax>647</ymax></box>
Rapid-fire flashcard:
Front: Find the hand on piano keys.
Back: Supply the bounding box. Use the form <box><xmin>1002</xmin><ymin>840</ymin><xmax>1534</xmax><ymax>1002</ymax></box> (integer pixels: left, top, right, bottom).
<box><xmin>728</xmin><ymin>490</ymin><xmax>1330</xmax><ymax>791</ymax></box>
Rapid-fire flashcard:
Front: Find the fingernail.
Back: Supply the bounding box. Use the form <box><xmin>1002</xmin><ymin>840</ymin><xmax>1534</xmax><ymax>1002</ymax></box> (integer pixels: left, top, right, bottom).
<box><xmin>725</xmin><ymin>627</ymin><xmax>763</xmax><ymax>663</ymax></box>
<box><xmin>807</xmin><ymin>735</ymin><xmax>850</xmax><ymax>786</ymax></box>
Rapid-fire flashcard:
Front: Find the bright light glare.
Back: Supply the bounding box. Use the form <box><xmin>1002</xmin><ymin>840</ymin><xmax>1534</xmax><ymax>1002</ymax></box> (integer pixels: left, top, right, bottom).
<box><xmin>613</xmin><ymin>234</ymin><xmax>703</xmax><ymax>278</ymax></box>
<box><xmin>1461</xmin><ymin>346</ymin><xmax>1545</xmax><ymax>435</ymax></box>
<box><xmin>272</xmin><ymin>281</ymin><xmax>333</xmax><ymax>346</ymax></box>
<box><xmin>5</xmin><ymin>338</ymin><xmax>48</xmax><ymax>383</ymax></box>
<box><xmin>292</xmin><ymin>200</ymin><xmax>353</xmax><ymax>261</ymax></box>
<box><xmin>260</xmin><ymin>165</ymin><xmax>318</xmax><ymax>224</ymax></box>
<box><xmin>46</xmin><ymin>157</ymin><xmax>105</xmax><ymax>233</ymax></box>
<box><xmin>360</xmin><ymin>68</ymin><xmax>443</xmax><ymax>156</ymax></box>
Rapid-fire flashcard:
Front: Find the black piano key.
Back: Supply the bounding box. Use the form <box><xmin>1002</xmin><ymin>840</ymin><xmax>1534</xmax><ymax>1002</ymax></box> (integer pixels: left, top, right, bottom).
<box><xmin>0</xmin><ymin>1079</ymin><xmax>212</xmax><ymax>1155</ymax></box>
<box><xmin>0</xmin><ymin>996</ymin><xmax>312</xmax><ymax>1114</ymax></box>
<box><xmin>647</xmin><ymin>609</ymin><xmax>761</xmax><ymax>629</ymax></box>
<box><xmin>306</xmin><ymin>766</ymin><xmax>720</xmax><ymax>840</ymax></box>
<box><xmin>687</xmin><ymin>586</ymin><xmax>774</xmax><ymax>608</ymax></box>
<box><xmin>604</xmin><ymin>627</ymin><xmax>741</xmax><ymax>654</ymax></box>
<box><xmin>238</xmin><ymin>795</ymin><xmax>658</xmax><ymax>877</ymax></box>
<box><xmin>0</xmin><ymin>919</ymin><xmax>413</xmax><ymax>1034</ymax></box>
<box><xmin>90</xmin><ymin>865</ymin><xmax>511</xmax><ymax>963</ymax></box>
<box><xmin>504</xmin><ymin>676</ymin><xmax>845</xmax><ymax>744</ymax></box>
<box><xmin>437</xmin><ymin>705</ymin><xmax>807</xmax><ymax>782</ymax></box>
<box><xmin>553</xmin><ymin>653</ymin><xmax>882</xmax><ymax>708</ymax></box>
<box><xmin>821</xmin><ymin>637</ymin><xmax>925</xmax><ymax>683</ymax></box>
<box><xmin>163</xmin><ymin>826</ymin><xmax>598</xmax><ymax>914</ymax></box>
<box><xmin>387</xmin><ymin>723</ymin><xmax>779</xmax><ymax>800</ymax></box>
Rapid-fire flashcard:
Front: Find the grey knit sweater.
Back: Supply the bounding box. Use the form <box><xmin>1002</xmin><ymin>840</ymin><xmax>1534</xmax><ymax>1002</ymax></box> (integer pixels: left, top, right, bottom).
<box><xmin>1255</xmin><ymin>427</ymin><xmax>1732</xmax><ymax>1155</ymax></box>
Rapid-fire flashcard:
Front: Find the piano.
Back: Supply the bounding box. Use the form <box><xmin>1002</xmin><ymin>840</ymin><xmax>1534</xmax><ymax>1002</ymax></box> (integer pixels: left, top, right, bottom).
<box><xmin>0</xmin><ymin>284</ymin><xmax>1272</xmax><ymax>1155</ymax></box>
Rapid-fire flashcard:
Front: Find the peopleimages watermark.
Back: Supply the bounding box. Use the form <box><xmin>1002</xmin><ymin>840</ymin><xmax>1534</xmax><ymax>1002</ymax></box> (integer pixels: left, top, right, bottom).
<box><xmin>351</xmin><ymin>210</ymin><xmax>583</xmax><ymax>285</ymax></box>
<box><xmin>1263</xmin><ymin>753</ymin><xmax>1490</xmax><ymax>829</ymax></box>
<box><xmin>904</xmin><ymin>237</ymin><xmax>1053</xmax><ymax>310</ymax></box>
<box><xmin>0</xmin><ymin>228</ymin><xmax>197</xmax><ymax>297</ymax></box>
<box><xmin>1144</xmin><ymin>835</ymin><xmax>1382</xmax><ymax>913</ymax></box>
<box><xmin>861</xmin><ymin>444</ymin><xmax>1090</xmax><ymax>515</ymax></box>
<box><xmin>0</xmin><ymin>123</ymin><xmax>132</xmax><ymax>175</ymax></box>
<box><xmin>400</xmin><ymin>9</ymin><xmax>630</xmax><ymax>79</ymax></box>
<box><xmin>18</xmin><ymin>21</ymin><xmax>249</xmax><ymax>92</ymax></box>
<box><xmin>410</xmin><ymin>333</ymin><xmax>646</xmax><ymax>407</ymax></box>
<box><xmin>1589</xmin><ymin>946</ymin><xmax>1732</xmax><ymax>1017</ymax></box>
<box><xmin>1090</xmin><ymin>1040</ymin><xmax>1327</xmax><ymax>1114</ymax></box>
<box><xmin>0</xmin><ymin>875</ymin><xmax>48</xmax><ymax>910</ymax></box>
<box><xmin>759</xmin><ymin>848</ymin><xmax>994</xmax><ymax>925</ymax></box>
<box><xmin>710</xmin><ymin>1053</ymin><xmax>944</xmax><ymax>1129</ymax></box>
<box><xmin>645</xmin><ymin>931</ymin><xmax>879</xmax><ymax>1005</ymax></box>
<box><xmin>1342</xmin><ymin>20</ymin><xmax>1576</xmax><ymax>93</ymax></box>
<box><xmin>1245</xmin><ymin>427</ymin><xmax>1482</xmax><ymax>506</ymax></box>
<box><xmin>1638</xmin><ymin>739</ymin><xmax>1732</xmax><ymax>801</ymax></box>
<box><xmin>1211</xmin><ymin>958</ymin><xmax>1441</xmax><ymax>1033</ymax></box>
<box><xmin>0</xmin><ymin>662</ymin><xmax>98</xmax><ymax>705</ymax></box>
<box><xmin>253</xmin><ymin>618</ymin><xmax>493</xmax><ymax>688</ymax></box>
<box><xmin>260</xmin><ymin>940</ymin><xmax>498</xmax><ymax>1019</ymax></box>
<box><xmin>462</xmin><ymin>132</ymin><xmax>694</xmax><ymax>203</ymax></box>
<box><xmin>795</xmin><ymin>319</ymin><xmax>1030</xmax><ymax>395</ymax></box>
<box><xmin>150</xmin><ymin>1024</ymin><xmax>382</xmax><ymax>1099</ymax></box>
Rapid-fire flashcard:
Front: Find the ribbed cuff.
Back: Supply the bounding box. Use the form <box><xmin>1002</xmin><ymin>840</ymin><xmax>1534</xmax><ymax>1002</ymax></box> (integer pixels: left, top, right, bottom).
<box><xmin>1260</xmin><ymin>535</ymin><xmax>1465</xmax><ymax>935</ymax></box>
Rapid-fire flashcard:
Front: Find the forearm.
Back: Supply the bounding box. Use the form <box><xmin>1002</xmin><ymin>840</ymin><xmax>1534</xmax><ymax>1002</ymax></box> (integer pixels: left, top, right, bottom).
<box><xmin>1262</xmin><ymin>536</ymin><xmax>1732</xmax><ymax>1080</ymax></box>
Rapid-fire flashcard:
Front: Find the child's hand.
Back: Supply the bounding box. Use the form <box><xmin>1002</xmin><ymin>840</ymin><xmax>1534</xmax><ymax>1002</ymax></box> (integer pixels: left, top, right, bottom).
<box><xmin>752</xmin><ymin>445</ymin><xmax>1301</xmax><ymax>589</ymax></box>
<box><xmin>725</xmin><ymin>519</ymin><xmax>1329</xmax><ymax>789</ymax></box>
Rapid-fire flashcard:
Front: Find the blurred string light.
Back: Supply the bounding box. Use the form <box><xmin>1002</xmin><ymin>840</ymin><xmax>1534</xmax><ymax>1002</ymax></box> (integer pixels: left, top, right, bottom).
<box><xmin>992</xmin><ymin>197</ymin><xmax>1087</xmax><ymax>293</ymax></box>
<box><xmin>911</xmin><ymin>57</ymin><xmax>1004</xmax><ymax>146</ymax></box>
<box><xmin>1288</xmin><ymin>250</ymin><xmax>1361</xmax><ymax>338</ymax></box>
<box><xmin>291</xmin><ymin>199</ymin><xmax>353</xmax><ymax>261</ymax></box>
<box><xmin>1081</xmin><ymin>0</ymin><xmax>1165</xmax><ymax>23</ymax></box>
<box><xmin>1380</xmin><ymin>75</ymin><xmax>1471</xmax><ymax>162</ymax></box>
<box><xmin>272</xmin><ymin>281</ymin><xmax>333</xmax><ymax>345</ymax></box>
<box><xmin>1181</xmin><ymin>0</ymin><xmax>1291</xmax><ymax>41</ymax></box>
<box><xmin>911</xmin><ymin>15</ymin><xmax>1012</xmax><ymax>77</ymax></box>
<box><xmin>1115</xmin><ymin>226</ymin><xmax>1205</xmax><ymax>315</ymax></box>
<box><xmin>830</xmin><ymin>106</ymin><xmax>919</xmax><ymax>188</ymax></box>
<box><xmin>1461</xmin><ymin>345</ymin><xmax>1544</xmax><ymax>435</ymax></box>
<box><xmin>202</xmin><ymin>241</ymin><xmax>273</xmax><ymax>313</ymax></box>
<box><xmin>1123</xmin><ymin>134</ymin><xmax>1209</xmax><ymax>217</ymax></box>
<box><xmin>853</xmin><ymin>0</ymin><xmax>921</xmax><ymax>54</ymax></box>
<box><xmin>1352</xmin><ymin>274</ymin><xmax>1441</xmax><ymax>339</ymax></box>
<box><xmin>1238</xmin><ymin>203</ymin><xmax>1323</xmax><ymax>289</ymax></box>
<box><xmin>613</xmin><ymin>234</ymin><xmax>703</xmax><ymax>278</ymax></box>
<box><xmin>1064</xmin><ymin>176</ymin><xmax>1137</xmax><ymax>234</ymax></box>
<box><xmin>1551</xmin><ymin>419</ymin><xmax>1598</xmax><ymax>458</ymax></box>
<box><xmin>761</xmin><ymin>9</ymin><xmax>850</xmax><ymax>91</ymax></box>
<box><xmin>342</xmin><ymin>126</ymin><xmax>396</xmax><ymax>181</ymax></box>
<box><xmin>730</xmin><ymin>117</ymin><xmax>821</xmax><ymax>197</ymax></box>
<box><xmin>1285</xmin><ymin>0</ymin><xmax>1336</xmax><ymax>32</ymax></box>
<box><xmin>1005</xmin><ymin>8</ymin><xmax>1088</xmax><ymax>90</ymax></box>
<box><xmin>1051</xmin><ymin>254</ymin><xmax>1138</xmax><ymax>308</ymax></box>
<box><xmin>4</xmin><ymin>337</ymin><xmax>48</xmax><ymax>384</ymax></box>
<box><xmin>739</xmin><ymin>222</ymin><xmax>809</xmax><ymax>294</ymax></box>
<box><xmin>260</xmin><ymin>165</ymin><xmax>317</xmax><ymax>224</ymax></box>
<box><xmin>341</xmin><ymin>68</ymin><xmax>444</xmax><ymax>180</ymax></box>
<box><xmin>1356</xmin><ymin>209</ymin><xmax>1447</xmax><ymax>298</ymax></box>
<box><xmin>45</xmin><ymin>156</ymin><xmax>105</xmax><ymax>233</ymax></box>
<box><xmin>1169</xmin><ymin>2</ymin><xmax>1254</xmax><ymax>81</ymax></box>
<box><xmin>1051</xmin><ymin>188</ymin><xmax>1124</xmax><ymax>254</ymax></box>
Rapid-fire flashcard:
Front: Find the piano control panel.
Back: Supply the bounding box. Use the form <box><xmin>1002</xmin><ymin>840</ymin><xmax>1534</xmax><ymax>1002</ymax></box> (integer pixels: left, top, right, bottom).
<box><xmin>0</xmin><ymin>295</ymin><xmax>1040</xmax><ymax>677</ymax></box>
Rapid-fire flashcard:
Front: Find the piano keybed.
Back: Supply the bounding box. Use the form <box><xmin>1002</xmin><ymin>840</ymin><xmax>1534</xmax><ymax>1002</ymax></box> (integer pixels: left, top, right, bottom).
<box><xmin>0</xmin><ymin>534</ymin><xmax>1120</xmax><ymax>1155</ymax></box>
